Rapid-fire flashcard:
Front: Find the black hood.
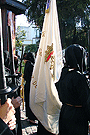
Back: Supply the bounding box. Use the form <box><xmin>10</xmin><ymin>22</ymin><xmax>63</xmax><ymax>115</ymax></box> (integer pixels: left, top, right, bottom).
<box><xmin>24</xmin><ymin>52</ymin><xmax>35</xmax><ymax>64</ymax></box>
<box><xmin>65</xmin><ymin>44</ymin><xmax>86</xmax><ymax>72</ymax></box>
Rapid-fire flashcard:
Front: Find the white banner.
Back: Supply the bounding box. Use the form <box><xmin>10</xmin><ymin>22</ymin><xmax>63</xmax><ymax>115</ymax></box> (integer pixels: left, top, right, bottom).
<box><xmin>30</xmin><ymin>0</ymin><xmax>63</xmax><ymax>134</ymax></box>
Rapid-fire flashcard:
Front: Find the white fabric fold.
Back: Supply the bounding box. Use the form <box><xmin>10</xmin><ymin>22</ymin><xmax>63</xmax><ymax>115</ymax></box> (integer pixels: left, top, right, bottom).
<box><xmin>30</xmin><ymin>0</ymin><xmax>63</xmax><ymax>134</ymax></box>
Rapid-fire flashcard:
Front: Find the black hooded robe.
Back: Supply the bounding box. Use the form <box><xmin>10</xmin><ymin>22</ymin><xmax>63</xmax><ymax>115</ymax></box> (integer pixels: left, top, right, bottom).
<box><xmin>55</xmin><ymin>45</ymin><xmax>90</xmax><ymax>135</ymax></box>
<box><xmin>56</xmin><ymin>67</ymin><xmax>89</xmax><ymax>135</ymax></box>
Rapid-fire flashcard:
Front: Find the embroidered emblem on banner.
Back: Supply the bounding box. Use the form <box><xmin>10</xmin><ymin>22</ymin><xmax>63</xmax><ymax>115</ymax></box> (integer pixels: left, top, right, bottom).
<box><xmin>45</xmin><ymin>0</ymin><xmax>51</xmax><ymax>13</ymax></box>
<box><xmin>50</xmin><ymin>55</ymin><xmax>55</xmax><ymax>79</ymax></box>
<box><xmin>50</xmin><ymin>55</ymin><xmax>55</xmax><ymax>70</ymax></box>
<box><xmin>45</xmin><ymin>43</ymin><xmax>54</xmax><ymax>62</ymax></box>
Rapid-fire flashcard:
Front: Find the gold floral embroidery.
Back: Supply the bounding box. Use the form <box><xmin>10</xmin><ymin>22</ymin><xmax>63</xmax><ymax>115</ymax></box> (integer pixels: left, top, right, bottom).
<box><xmin>32</xmin><ymin>76</ymin><xmax>37</xmax><ymax>88</ymax></box>
<box><xmin>39</xmin><ymin>48</ymin><xmax>42</xmax><ymax>56</ymax></box>
<box><xmin>42</xmin><ymin>31</ymin><xmax>45</xmax><ymax>37</ymax></box>
<box><xmin>32</xmin><ymin>81</ymin><xmax>37</xmax><ymax>88</ymax></box>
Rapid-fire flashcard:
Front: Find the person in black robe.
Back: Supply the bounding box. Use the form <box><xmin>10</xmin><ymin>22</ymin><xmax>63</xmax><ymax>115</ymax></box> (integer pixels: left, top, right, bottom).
<box><xmin>24</xmin><ymin>52</ymin><xmax>37</xmax><ymax>124</ymax></box>
<box><xmin>55</xmin><ymin>44</ymin><xmax>90</xmax><ymax>135</ymax></box>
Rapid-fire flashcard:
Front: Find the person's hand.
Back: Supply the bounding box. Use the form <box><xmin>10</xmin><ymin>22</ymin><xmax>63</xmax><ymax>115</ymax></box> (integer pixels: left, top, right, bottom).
<box><xmin>0</xmin><ymin>98</ymin><xmax>15</xmax><ymax>124</ymax></box>
<box><xmin>11</xmin><ymin>96</ymin><xmax>22</xmax><ymax>109</ymax></box>
<box><xmin>8</xmin><ymin>115</ymin><xmax>16</xmax><ymax>130</ymax></box>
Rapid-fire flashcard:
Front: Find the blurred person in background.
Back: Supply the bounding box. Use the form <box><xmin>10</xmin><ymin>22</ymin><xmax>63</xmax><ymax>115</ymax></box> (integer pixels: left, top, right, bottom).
<box><xmin>24</xmin><ymin>52</ymin><xmax>37</xmax><ymax>125</ymax></box>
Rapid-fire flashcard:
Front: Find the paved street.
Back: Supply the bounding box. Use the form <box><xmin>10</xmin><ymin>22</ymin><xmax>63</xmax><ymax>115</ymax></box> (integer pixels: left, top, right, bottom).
<box><xmin>20</xmin><ymin>102</ymin><xmax>90</xmax><ymax>135</ymax></box>
<box><xmin>20</xmin><ymin>102</ymin><xmax>38</xmax><ymax>135</ymax></box>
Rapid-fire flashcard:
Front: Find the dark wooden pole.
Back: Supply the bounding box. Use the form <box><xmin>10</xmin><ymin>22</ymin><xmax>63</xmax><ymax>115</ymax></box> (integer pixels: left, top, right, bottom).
<box><xmin>88</xmin><ymin>29</ymin><xmax>90</xmax><ymax>69</ymax></box>
<box><xmin>1</xmin><ymin>7</ymin><xmax>8</xmax><ymax>51</ymax></box>
<box><xmin>0</xmin><ymin>9</ymin><xmax>11</xmax><ymax>104</ymax></box>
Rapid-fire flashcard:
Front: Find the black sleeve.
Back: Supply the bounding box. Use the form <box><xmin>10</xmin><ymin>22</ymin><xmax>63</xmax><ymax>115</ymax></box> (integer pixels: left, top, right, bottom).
<box><xmin>0</xmin><ymin>118</ymin><xmax>14</xmax><ymax>135</ymax></box>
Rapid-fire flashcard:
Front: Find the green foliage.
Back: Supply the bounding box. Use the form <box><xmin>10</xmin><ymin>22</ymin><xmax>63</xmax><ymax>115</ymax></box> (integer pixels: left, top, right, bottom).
<box><xmin>15</xmin><ymin>26</ymin><xmax>26</xmax><ymax>51</ymax></box>
<box><xmin>57</xmin><ymin>0</ymin><xmax>90</xmax><ymax>49</ymax></box>
<box><xmin>24</xmin><ymin>44</ymin><xmax>38</xmax><ymax>53</ymax></box>
<box><xmin>23</xmin><ymin>0</ymin><xmax>46</xmax><ymax>29</ymax></box>
<box><xmin>18</xmin><ymin>60</ymin><xmax>25</xmax><ymax>74</ymax></box>
<box><xmin>22</xmin><ymin>0</ymin><xmax>90</xmax><ymax>49</ymax></box>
